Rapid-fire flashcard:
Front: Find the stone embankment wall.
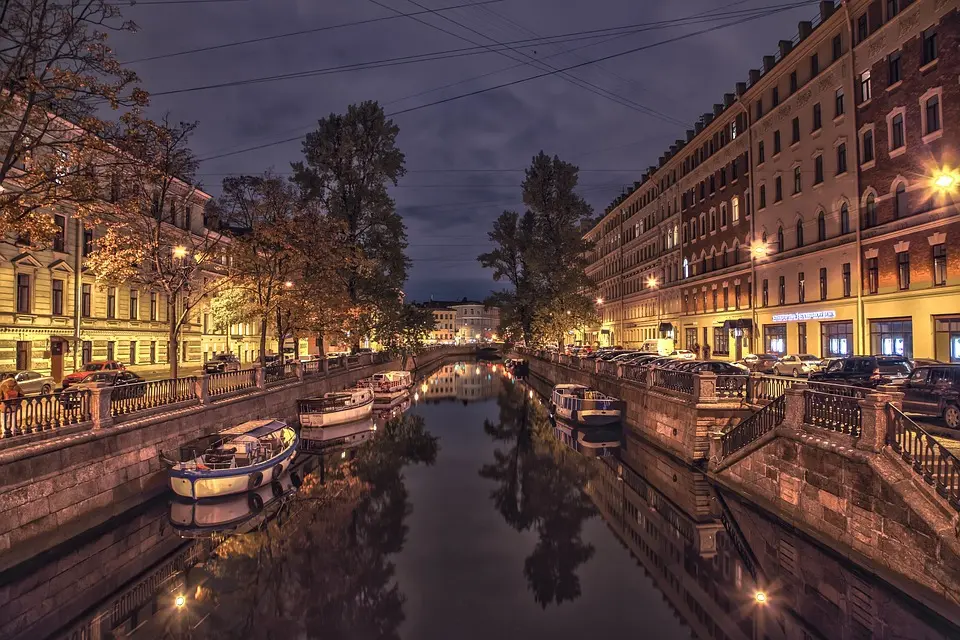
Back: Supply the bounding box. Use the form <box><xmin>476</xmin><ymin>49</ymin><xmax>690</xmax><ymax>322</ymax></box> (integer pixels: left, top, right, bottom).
<box><xmin>0</xmin><ymin>347</ymin><xmax>473</xmax><ymax>571</ymax></box>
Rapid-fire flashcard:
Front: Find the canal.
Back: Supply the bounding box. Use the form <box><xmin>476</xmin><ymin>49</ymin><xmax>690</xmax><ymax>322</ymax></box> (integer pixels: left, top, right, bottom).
<box><xmin>2</xmin><ymin>360</ymin><xmax>959</xmax><ymax>639</ymax></box>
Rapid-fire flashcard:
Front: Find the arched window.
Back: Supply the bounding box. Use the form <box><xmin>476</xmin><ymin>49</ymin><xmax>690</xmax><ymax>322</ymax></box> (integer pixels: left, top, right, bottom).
<box><xmin>796</xmin><ymin>220</ymin><xmax>804</xmax><ymax>248</ymax></box>
<box><xmin>777</xmin><ymin>226</ymin><xmax>785</xmax><ymax>253</ymax></box>
<box><xmin>840</xmin><ymin>203</ymin><xmax>850</xmax><ymax>233</ymax></box>
<box><xmin>731</xmin><ymin>197</ymin><xmax>740</xmax><ymax>223</ymax></box>
<box><xmin>864</xmin><ymin>194</ymin><xmax>877</xmax><ymax>228</ymax></box>
<box><xmin>817</xmin><ymin>211</ymin><xmax>826</xmax><ymax>242</ymax></box>
<box><xmin>895</xmin><ymin>183</ymin><xmax>908</xmax><ymax>219</ymax></box>
<box><xmin>683</xmin><ymin>258</ymin><xmax>689</xmax><ymax>279</ymax></box>
<box><xmin>720</xmin><ymin>204</ymin><xmax>728</xmax><ymax>227</ymax></box>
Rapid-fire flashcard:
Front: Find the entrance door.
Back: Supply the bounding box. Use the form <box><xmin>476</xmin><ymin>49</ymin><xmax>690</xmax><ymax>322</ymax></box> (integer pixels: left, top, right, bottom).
<box><xmin>50</xmin><ymin>338</ymin><xmax>64</xmax><ymax>383</ymax></box>
<box><xmin>734</xmin><ymin>331</ymin><xmax>744</xmax><ymax>361</ymax></box>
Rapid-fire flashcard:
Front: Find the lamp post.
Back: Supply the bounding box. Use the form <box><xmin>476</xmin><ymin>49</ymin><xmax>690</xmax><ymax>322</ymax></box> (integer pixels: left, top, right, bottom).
<box><xmin>647</xmin><ymin>275</ymin><xmax>661</xmax><ymax>338</ymax></box>
<box><xmin>748</xmin><ymin>241</ymin><xmax>769</xmax><ymax>355</ymax></box>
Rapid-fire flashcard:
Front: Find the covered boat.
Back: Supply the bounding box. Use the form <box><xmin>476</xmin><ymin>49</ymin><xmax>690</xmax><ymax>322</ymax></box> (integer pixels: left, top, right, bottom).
<box><xmin>550</xmin><ymin>384</ymin><xmax>625</xmax><ymax>426</ymax></box>
<box><xmin>298</xmin><ymin>387</ymin><xmax>374</xmax><ymax>427</ymax></box>
<box><xmin>362</xmin><ymin>371</ymin><xmax>413</xmax><ymax>400</ymax></box>
<box><xmin>164</xmin><ymin>419</ymin><xmax>298</xmax><ymax>500</ymax></box>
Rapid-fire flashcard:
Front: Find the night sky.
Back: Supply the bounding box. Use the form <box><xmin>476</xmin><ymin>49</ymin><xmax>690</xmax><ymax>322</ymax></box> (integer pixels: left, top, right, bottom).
<box><xmin>112</xmin><ymin>0</ymin><xmax>819</xmax><ymax>301</ymax></box>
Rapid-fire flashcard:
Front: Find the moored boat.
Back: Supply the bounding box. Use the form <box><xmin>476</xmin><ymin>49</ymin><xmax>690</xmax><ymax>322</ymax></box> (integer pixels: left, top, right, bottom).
<box><xmin>361</xmin><ymin>371</ymin><xmax>413</xmax><ymax>400</ymax></box>
<box><xmin>298</xmin><ymin>387</ymin><xmax>374</xmax><ymax>427</ymax></box>
<box><xmin>163</xmin><ymin>419</ymin><xmax>298</xmax><ymax>500</ymax></box>
<box><xmin>550</xmin><ymin>384</ymin><xmax>625</xmax><ymax>426</ymax></box>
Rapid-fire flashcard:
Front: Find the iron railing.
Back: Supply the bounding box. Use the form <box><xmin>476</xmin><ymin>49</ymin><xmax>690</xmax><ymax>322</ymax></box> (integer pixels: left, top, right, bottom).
<box><xmin>806</xmin><ymin>380</ymin><xmax>868</xmax><ymax>398</ymax></box>
<box><xmin>111</xmin><ymin>378</ymin><xmax>198</xmax><ymax>416</ymax></box>
<box><xmin>597</xmin><ymin>360</ymin><xmax>619</xmax><ymax>378</ymax></box>
<box><xmin>0</xmin><ymin>390</ymin><xmax>92</xmax><ymax>437</ymax></box>
<box><xmin>265</xmin><ymin>363</ymin><xmax>297</xmax><ymax>384</ymax></box>
<box><xmin>803</xmin><ymin>390</ymin><xmax>861</xmax><ymax>437</ymax></box>
<box><xmin>888</xmin><ymin>405</ymin><xmax>960</xmax><ymax>511</ymax></box>
<box><xmin>717</xmin><ymin>375</ymin><xmax>749</xmax><ymax>399</ymax></box>
<box><xmin>302</xmin><ymin>360</ymin><xmax>323</xmax><ymax>376</ymax></box>
<box><xmin>209</xmin><ymin>368</ymin><xmax>257</xmax><ymax>396</ymax></box>
<box><xmin>721</xmin><ymin>395</ymin><xmax>785</xmax><ymax>458</ymax></box>
<box><xmin>750</xmin><ymin>375</ymin><xmax>800</xmax><ymax>403</ymax></box>
<box><xmin>651</xmin><ymin>367</ymin><xmax>695</xmax><ymax>395</ymax></box>
<box><xmin>621</xmin><ymin>364</ymin><xmax>648</xmax><ymax>385</ymax></box>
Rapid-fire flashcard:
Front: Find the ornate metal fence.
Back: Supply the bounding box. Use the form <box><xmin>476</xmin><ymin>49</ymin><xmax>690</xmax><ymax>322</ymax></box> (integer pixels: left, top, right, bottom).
<box><xmin>720</xmin><ymin>395</ymin><xmax>785</xmax><ymax>458</ymax></box>
<box><xmin>621</xmin><ymin>364</ymin><xmax>648</xmax><ymax>385</ymax></box>
<box><xmin>0</xmin><ymin>390</ymin><xmax>92</xmax><ymax>438</ymax></box>
<box><xmin>302</xmin><ymin>360</ymin><xmax>322</xmax><ymax>376</ymax></box>
<box><xmin>750</xmin><ymin>375</ymin><xmax>800</xmax><ymax>403</ymax></box>
<box><xmin>264</xmin><ymin>363</ymin><xmax>297</xmax><ymax>385</ymax></box>
<box><xmin>597</xmin><ymin>360</ymin><xmax>619</xmax><ymax>378</ymax></box>
<box><xmin>803</xmin><ymin>390</ymin><xmax>862</xmax><ymax>437</ymax></box>
<box><xmin>650</xmin><ymin>368</ymin><xmax>695</xmax><ymax>396</ymax></box>
<box><xmin>716</xmin><ymin>375</ymin><xmax>749</xmax><ymax>399</ymax></box>
<box><xmin>111</xmin><ymin>378</ymin><xmax>198</xmax><ymax>416</ymax></box>
<box><xmin>888</xmin><ymin>405</ymin><xmax>960</xmax><ymax>510</ymax></box>
<box><xmin>209</xmin><ymin>369</ymin><xmax>257</xmax><ymax>397</ymax></box>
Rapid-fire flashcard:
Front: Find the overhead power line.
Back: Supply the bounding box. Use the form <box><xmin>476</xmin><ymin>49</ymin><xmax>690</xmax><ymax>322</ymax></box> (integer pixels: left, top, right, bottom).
<box><xmin>196</xmin><ymin>2</ymin><xmax>809</xmax><ymax>163</ymax></box>
<box><xmin>123</xmin><ymin>0</ymin><xmax>505</xmax><ymax>63</ymax></box>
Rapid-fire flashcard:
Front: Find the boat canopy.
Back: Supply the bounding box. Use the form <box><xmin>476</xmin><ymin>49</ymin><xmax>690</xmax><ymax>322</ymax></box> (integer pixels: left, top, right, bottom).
<box><xmin>220</xmin><ymin>419</ymin><xmax>287</xmax><ymax>439</ymax></box>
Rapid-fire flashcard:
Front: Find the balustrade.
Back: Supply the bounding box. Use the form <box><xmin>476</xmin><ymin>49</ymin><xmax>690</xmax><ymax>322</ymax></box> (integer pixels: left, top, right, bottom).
<box><xmin>716</xmin><ymin>375</ymin><xmax>748</xmax><ymax>399</ymax></box>
<box><xmin>888</xmin><ymin>405</ymin><xmax>960</xmax><ymax>511</ymax></box>
<box><xmin>803</xmin><ymin>390</ymin><xmax>862</xmax><ymax>437</ymax></box>
<box><xmin>111</xmin><ymin>378</ymin><xmax>199</xmax><ymax>416</ymax></box>
<box><xmin>209</xmin><ymin>369</ymin><xmax>258</xmax><ymax>396</ymax></box>
<box><xmin>0</xmin><ymin>390</ymin><xmax>92</xmax><ymax>437</ymax></box>
<box><xmin>651</xmin><ymin>367</ymin><xmax>695</xmax><ymax>396</ymax></box>
<box><xmin>720</xmin><ymin>395</ymin><xmax>785</xmax><ymax>458</ymax></box>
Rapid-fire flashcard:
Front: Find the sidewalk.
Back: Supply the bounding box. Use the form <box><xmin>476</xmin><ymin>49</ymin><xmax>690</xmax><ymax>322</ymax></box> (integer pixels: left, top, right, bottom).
<box><xmin>127</xmin><ymin>363</ymin><xmax>204</xmax><ymax>381</ymax></box>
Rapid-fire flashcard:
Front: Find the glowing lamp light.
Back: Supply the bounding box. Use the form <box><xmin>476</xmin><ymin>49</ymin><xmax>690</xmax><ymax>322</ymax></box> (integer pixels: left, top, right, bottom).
<box><xmin>528</xmin><ymin>390</ymin><xmax>534</xmax><ymax>399</ymax></box>
<box><xmin>172</xmin><ymin>246</ymin><xmax>187</xmax><ymax>259</ymax></box>
<box><xmin>754</xmin><ymin>591</ymin><xmax>768</xmax><ymax>604</ymax></box>
<box><xmin>932</xmin><ymin>170</ymin><xmax>958</xmax><ymax>192</ymax></box>
<box><xmin>175</xmin><ymin>595</ymin><xmax>186</xmax><ymax>608</ymax></box>
<box><xmin>596</xmin><ymin>297</ymin><xmax>604</xmax><ymax>305</ymax></box>
<box><xmin>284</xmin><ymin>281</ymin><xmax>294</xmax><ymax>288</ymax></box>
<box><xmin>341</xmin><ymin>451</ymin><xmax>347</xmax><ymax>459</ymax></box>
<box><xmin>647</xmin><ymin>276</ymin><xmax>659</xmax><ymax>289</ymax></box>
<box><xmin>413</xmin><ymin>392</ymin><xmax>420</xmax><ymax>401</ymax></box>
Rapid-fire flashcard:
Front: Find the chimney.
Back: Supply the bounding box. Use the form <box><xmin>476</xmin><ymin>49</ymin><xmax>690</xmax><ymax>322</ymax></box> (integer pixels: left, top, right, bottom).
<box><xmin>658</xmin><ymin>156</ymin><xmax>666</xmax><ymax>167</ymax></box>
<box><xmin>664</xmin><ymin>151</ymin><xmax>672</xmax><ymax>161</ymax></box>
<box><xmin>798</xmin><ymin>21</ymin><xmax>812</xmax><ymax>40</ymax></box>
<box><xmin>749</xmin><ymin>69</ymin><xmax>762</xmax><ymax>84</ymax></box>
<box><xmin>675</xmin><ymin>139</ymin><xmax>685</xmax><ymax>149</ymax></box>
<box><xmin>723</xmin><ymin>93</ymin><xmax>735</xmax><ymax>107</ymax></box>
<box><xmin>779</xmin><ymin>39</ymin><xmax>793</xmax><ymax>58</ymax></box>
<box><xmin>686</xmin><ymin>129</ymin><xmax>696</xmax><ymax>141</ymax></box>
<box><xmin>820</xmin><ymin>1</ymin><xmax>836</xmax><ymax>20</ymax></box>
<box><xmin>702</xmin><ymin>112</ymin><xmax>714</xmax><ymax>125</ymax></box>
<box><xmin>736</xmin><ymin>82</ymin><xmax>747</xmax><ymax>97</ymax></box>
<box><xmin>669</xmin><ymin>144</ymin><xmax>678</xmax><ymax>154</ymax></box>
<box><xmin>694</xmin><ymin>121</ymin><xmax>704</xmax><ymax>134</ymax></box>
<box><xmin>713</xmin><ymin>103</ymin><xmax>724</xmax><ymax>116</ymax></box>
<box><xmin>763</xmin><ymin>55</ymin><xmax>776</xmax><ymax>72</ymax></box>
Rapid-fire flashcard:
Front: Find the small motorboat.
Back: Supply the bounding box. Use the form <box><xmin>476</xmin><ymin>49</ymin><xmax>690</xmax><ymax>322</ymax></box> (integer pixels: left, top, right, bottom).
<box><xmin>550</xmin><ymin>384</ymin><xmax>625</xmax><ymax>427</ymax></box>
<box><xmin>164</xmin><ymin>419</ymin><xmax>298</xmax><ymax>500</ymax></box>
<box><xmin>361</xmin><ymin>371</ymin><xmax>413</xmax><ymax>400</ymax></box>
<box><xmin>300</xmin><ymin>417</ymin><xmax>377</xmax><ymax>454</ymax></box>
<box><xmin>298</xmin><ymin>387</ymin><xmax>374</xmax><ymax>427</ymax></box>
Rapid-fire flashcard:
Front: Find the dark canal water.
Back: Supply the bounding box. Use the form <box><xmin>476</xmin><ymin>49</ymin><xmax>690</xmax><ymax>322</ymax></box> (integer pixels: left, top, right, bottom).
<box><xmin>3</xmin><ymin>360</ymin><xmax>960</xmax><ymax>639</ymax></box>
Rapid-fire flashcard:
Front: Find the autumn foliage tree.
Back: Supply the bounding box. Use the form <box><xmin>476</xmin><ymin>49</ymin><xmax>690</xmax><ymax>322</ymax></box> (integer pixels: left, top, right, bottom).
<box><xmin>0</xmin><ymin>0</ymin><xmax>146</xmax><ymax>242</ymax></box>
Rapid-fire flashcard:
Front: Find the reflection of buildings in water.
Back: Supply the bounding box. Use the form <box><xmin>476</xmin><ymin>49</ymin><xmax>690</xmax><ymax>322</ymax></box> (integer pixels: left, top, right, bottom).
<box><xmin>419</xmin><ymin>362</ymin><xmax>500</xmax><ymax>402</ymax></box>
<box><xmin>587</xmin><ymin>435</ymin><xmax>960</xmax><ymax>640</ymax></box>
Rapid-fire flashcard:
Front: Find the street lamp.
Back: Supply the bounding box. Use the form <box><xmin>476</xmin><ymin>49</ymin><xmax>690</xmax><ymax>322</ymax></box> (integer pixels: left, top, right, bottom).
<box><xmin>596</xmin><ymin>297</ymin><xmax>604</xmax><ymax>305</ymax></box>
<box><xmin>748</xmin><ymin>240</ymin><xmax>771</xmax><ymax>356</ymax></box>
<box><xmin>172</xmin><ymin>246</ymin><xmax>187</xmax><ymax>260</ymax></box>
<box><xmin>284</xmin><ymin>281</ymin><xmax>294</xmax><ymax>288</ymax></box>
<box><xmin>931</xmin><ymin>168</ymin><xmax>959</xmax><ymax>193</ymax></box>
<box><xmin>648</xmin><ymin>276</ymin><xmax>661</xmax><ymax>337</ymax></box>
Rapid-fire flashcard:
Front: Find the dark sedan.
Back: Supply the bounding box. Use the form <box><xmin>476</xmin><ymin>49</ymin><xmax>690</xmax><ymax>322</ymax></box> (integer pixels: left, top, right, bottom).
<box><xmin>809</xmin><ymin>356</ymin><xmax>912</xmax><ymax>387</ymax></box>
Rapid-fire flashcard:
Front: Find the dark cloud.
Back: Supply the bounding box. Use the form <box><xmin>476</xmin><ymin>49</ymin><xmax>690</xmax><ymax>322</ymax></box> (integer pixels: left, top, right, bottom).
<box><xmin>113</xmin><ymin>0</ymin><xmax>818</xmax><ymax>300</ymax></box>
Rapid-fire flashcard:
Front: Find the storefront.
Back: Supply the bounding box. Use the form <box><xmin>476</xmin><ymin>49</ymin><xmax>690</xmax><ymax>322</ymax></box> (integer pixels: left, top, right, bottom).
<box><xmin>935</xmin><ymin>316</ymin><xmax>960</xmax><ymax>363</ymax></box>
<box><xmin>763</xmin><ymin>324</ymin><xmax>787</xmax><ymax>355</ymax></box>
<box><xmin>870</xmin><ymin>318</ymin><xmax>913</xmax><ymax>359</ymax></box>
<box><xmin>820</xmin><ymin>320</ymin><xmax>854</xmax><ymax>358</ymax></box>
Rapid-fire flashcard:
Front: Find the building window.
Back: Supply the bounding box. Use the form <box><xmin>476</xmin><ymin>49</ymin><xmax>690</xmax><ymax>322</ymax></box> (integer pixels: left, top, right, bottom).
<box><xmin>832</xmin><ymin>34</ymin><xmax>842</xmax><ymax>61</ymax></box>
<box><xmin>732</xmin><ymin>197</ymin><xmax>740</xmax><ymax>223</ymax></box>
<box><xmin>759</xmin><ymin>185</ymin><xmax>767</xmax><ymax>209</ymax></box>
<box><xmin>897</xmin><ymin>251</ymin><xmax>910</xmax><ymax>290</ymax></box>
<box><xmin>843</xmin><ymin>262</ymin><xmax>851</xmax><ymax>297</ymax></box>
<box><xmin>723</xmin><ymin>286</ymin><xmax>729</xmax><ymax>310</ymax></box>
<box><xmin>891</xmin><ymin>113</ymin><xmax>904</xmax><ymax>149</ymax></box>
<box><xmin>712</xmin><ymin>289</ymin><xmax>718</xmax><ymax>312</ymax></box>
<box><xmin>16</xmin><ymin>273</ymin><xmax>31</xmax><ymax>313</ymax></box>
<box><xmin>762</xmin><ymin>279</ymin><xmax>769</xmax><ymax>307</ymax></box>
<box><xmin>150</xmin><ymin>341</ymin><xmax>157</xmax><ymax>364</ymax></box>
<box><xmin>772</xmin><ymin>87</ymin><xmax>779</xmax><ymax>107</ymax></box>
<box><xmin>857</xmin><ymin>14</ymin><xmax>868</xmax><ymax>43</ymax></box>
<box><xmin>790</xmin><ymin>71</ymin><xmax>798</xmax><ymax>94</ymax></box>
<box><xmin>862</xmin><ymin>129</ymin><xmax>874</xmax><ymax>163</ymax></box>
<box><xmin>796</xmin><ymin>219</ymin><xmax>804</xmax><ymax>248</ymax></box>
<box><xmin>863</xmin><ymin>194</ymin><xmax>876</xmax><ymax>228</ymax></box>
<box><xmin>81</xmin><ymin>283</ymin><xmax>92</xmax><ymax>317</ymax></box>
<box><xmin>888</xmin><ymin>52</ymin><xmax>901</xmax><ymax>85</ymax></box>
<box><xmin>82</xmin><ymin>228</ymin><xmax>94</xmax><ymax>256</ymax></box>
<box><xmin>765</xmin><ymin>324</ymin><xmax>787</xmax><ymax>355</ymax></box>
<box><xmin>714</xmin><ymin>327</ymin><xmax>730</xmax><ymax>355</ymax></box>
<box><xmin>129</xmin><ymin>289</ymin><xmax>139</xmax><ymax>320</ymax></box>
<box><xmin>755</xmin><ymin>99</ymin><xmax>763</xmax><ymax>121</ymax></box>
<box><xmin>867</xmin><ymin>257</ymin><xmax>879</xmax><ymax>294</ymax></box>
<box><xmin>798</xmin><ymin>322</ymin><xmax>808</xmax><ymax>354</ymax></box>
<box><xmin>129</xmin><ymin>341</ymin><xmax>137</xmax><ymax>365</ymax></box>
<box><xmin>934</xmin><ymin>244</ymin><xmax>947</xmax><ymax>286</ymax></box>
<box><xmin>82</xmin><ymin>340</ymin><xmax>92</xmax><ymax>365</ymax></box>
<box><xmin>810</xmin><ymin>155</ymin><xmax>822</xmax><ymax>185</ymax></box>
<box><xmin>822</xmin><ymin>321</ymin><xmax>853</xmax><ymax>357</ymax></box>
<box><xmin>773</xmin><ymin>131</ymin><xmax>781</xmax><ymax>155</ymax></box>
<box><xmin>798</xmin><ymin>272</ymin><xmax>805</xmax><ymax>303</ymax></box>
<box><xmin>812</xmin><ymin>102</ymin><xmax>822</xmax><ymax>131</ymax></box>
<box><xmin>922</xmin><ymin>28</ymin><xmax>937</xmax><ymax>65</ymax></box>
<box><xmin>53</xmin><ymin>215</ymin><xmax>66</xmax><ymax>252</ymax></box>
<box><xmin>925</xmin><ymin>95</ymin><xmax>941</xmax><ymax>134</ymax></box>
<box><xmin>777</xmin><ymin>226</ymin><xmax>785</xmax><ymax>253</ymax></box>
<box><xmin>886</xmin><ymin>0</ymin><xmax>899</xmax><ymax>18</ymax></box>
<box><xmin>810</xmin><ymin>53</ymin><xmax>819</xmax><ymax>77</ymax></box>
<box><xmin>836</xmin><ymin>143</ymin><xmax>847</xmax><ymax>174</ymax></box>
<box><xmin>16</xmin><ymin>341</ymin><xmax>30</xmax><ymax>371</ymax></box>
<box><xmin>775</xmin><ymin>177</ymin><xmax>783</xmax><ymax>202</ymax></box>
<box><xmin>107</xmin><ymin>341</ymin><xmax>115</xmax><ymax>362</ymax></box>
<box><xmin>791</xmin><ymin>167</ymin><xmax>801</xmax><ymax>195</ymax></box>
<box><xmin>816</xmin><ymin>267</ymin><xmax>827</xmax><ymax>300</ymax></box>
<box><xmin>835</xmin><ymin>88</ymin><xmax>844</xmax><ymax>117</ymax></box>
<box><xmin>871</xmin><ymin>319</ymin><xmax>913</xmax><ymax>358</ymax></box>
<box><xmin>735</xmin><ymin>283</ymin><xmax>741</xmax><ymax>309</ymax></box>
<box><xmin>841</xmin><ymin>203</ymin><xmax>850</xmax><ymax>234</ymax></box>
<box><xmin>52</xmin><ymin>279</ymin><xmax>64</xmax><ymax>315</ymax></box>
<box><xmin>758</xmin><ymin>141</ymin><xmax>765</xmax><ymax>164</ymax></box>
<box><xmin>791</xmin><ymin>117</ymin><xmax>800</xmax><ymax>144</ymax></box>
<box><xmin>895</xmin><ymin>183</ymin><xmax>907</xmax><ymax>218</ymax></box>
<box><xmin>150</xmin><ymin>292</ymin><xmax>158</xmax><ymax>321</ymax></box>
<box><xmin>106</xmin><ymin>287</ymin><xmax>116</xmax><ymax>319</ymax></box>
<box><xmin>859</xmin><ymin>70</ymin><xmax>871</xmax><ymax>102</ymax></box>
<box><xmin>778</xmin><ymin>275</ymin><xmax>786</xmax><ymax>305</ymax></box>
<box><xmin>710</xmin><ymin>210</ymin><xmax>717</xmax><ymax>232</ymax></box>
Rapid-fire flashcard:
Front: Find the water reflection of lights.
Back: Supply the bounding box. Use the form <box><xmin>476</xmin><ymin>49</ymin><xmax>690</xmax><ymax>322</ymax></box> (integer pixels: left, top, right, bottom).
<box><xmin>528</xmin><ymin>390</ymin><xmax>534</xmax><ymax>399</ymax></box>
<box><xmin>414</xmin><ymin>392</ymin><xmax>420</xmax><ymax>401</ymax></box>
<box><xmin>174</xmin><ymin>594</ymin><xmax>186</xmax><ymax>608</ymax></box>
<box><xmin>754</xmin><ymin>591</ymin><xmax>767</xmax><ymax>604</ymax></box>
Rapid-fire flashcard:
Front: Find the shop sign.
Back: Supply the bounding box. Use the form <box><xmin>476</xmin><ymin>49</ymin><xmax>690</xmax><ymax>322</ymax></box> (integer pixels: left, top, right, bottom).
<box><xmin>771</xmin><ymin>310</ymin><xmax>836</xmax><ymax>322</ymax></box>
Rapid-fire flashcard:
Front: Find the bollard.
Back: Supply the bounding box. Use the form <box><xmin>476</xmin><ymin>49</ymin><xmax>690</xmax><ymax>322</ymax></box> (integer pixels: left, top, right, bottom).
<box><xmin>857</xmin><ymin>392</ymin><xmax>892</xmax><ymax>453</ymax></box>
<box><xmin>782</xmin><ymin>384</ymin><xmax>807</xmax><ymax>430</ymax></box>
<box><xmin>196</xmin><ymin>375</ymin><xmax>210</xmax><ymax>405</ymax></box>
<box><xmin>90</xmin><ymin>385</ymin><xmax>114</xmax><ymax>430</ymax></box>
<box><xmin>294</xmin><ymin>361</ymin><xmax>304</xmax><ymax>382</ymax></box>
<box><xmin>696</xmin><ymin>371</ymin><xmax>718</xmax><ymax>403</ymax></box>
<box><xmin>255</xmin><ymin>365</ymin><xmax>265</xmax><ymax>390</ymax></box>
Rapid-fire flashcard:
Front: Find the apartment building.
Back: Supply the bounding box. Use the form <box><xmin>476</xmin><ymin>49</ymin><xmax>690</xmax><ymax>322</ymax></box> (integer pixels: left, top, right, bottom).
<box><xmin>417</xmin><ymin>301</ymin><xmax>458</xmax><ymax>343</ymax></box>
<box><xmin>584</xmin><ymin>0</ymin><xmax>960</xmax><ymax>362</ymax></box>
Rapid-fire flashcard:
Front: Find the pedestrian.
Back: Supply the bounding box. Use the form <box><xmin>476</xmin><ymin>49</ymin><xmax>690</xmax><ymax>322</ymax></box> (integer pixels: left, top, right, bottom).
<box><xmin>692</xmin><ymin>343</ymin><xmax>700</xmax><ymax>359</ymax></box>
<box><xmin>703</xmin><ymin>343</ymin><xmax>712</xmax><ymax>360</ymax></box>
<box><xmin>0</xmin><ymin>373</ymin><xmax>23</xmax><ymax>436</ymax></box>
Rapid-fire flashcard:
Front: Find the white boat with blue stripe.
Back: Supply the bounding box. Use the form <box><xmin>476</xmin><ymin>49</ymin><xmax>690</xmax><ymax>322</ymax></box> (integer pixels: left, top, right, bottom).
<box><xmin>164</xmin><ymin>419</ymin><xmax>298</xmax><ymax>500</ymax></box>
<box><xmin>549</xmin><ymin>384</ymin><xmax>625</xmax><ymax>427</ymax></box>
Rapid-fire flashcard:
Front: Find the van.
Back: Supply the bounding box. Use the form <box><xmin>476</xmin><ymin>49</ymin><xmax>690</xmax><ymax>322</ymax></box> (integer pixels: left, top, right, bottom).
<box><xmin>639</xmin><ymin>339</ymin><xmax>675</xmax><ymax>356</ymax></box>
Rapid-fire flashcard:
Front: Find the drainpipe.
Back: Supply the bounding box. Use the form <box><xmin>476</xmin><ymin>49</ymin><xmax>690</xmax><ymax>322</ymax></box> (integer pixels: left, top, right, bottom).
<box><xmin>72</xmin><ymin>217</ymin><xmax>82</xmax><ymax>372</ymax></box>
<box><xmin>840</xmin><ymin>0</ymin><xmax>867</xmax><ymax>355</ymax></box>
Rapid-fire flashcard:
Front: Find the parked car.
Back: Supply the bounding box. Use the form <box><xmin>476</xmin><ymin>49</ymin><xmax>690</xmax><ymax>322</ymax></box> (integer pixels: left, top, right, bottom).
<box><xmin>12</xmin><ymin>370</ymin><xmax>55</xmax><ymax>395</ymax></box>
<box><xmin>668</xmin><ymin>350</ymin><xmax>696</xmax><ymax>360</ymax></box>
<box><xmin>900</xmin><ymin>365</ymin><xmax>960</xmax><ymax>429</ymax></box>
<box><xmin>809</xmin><ymin>356</ymin><xmax>912</xmax><ymax>387</ymax></box>
<box><xmin>204</xmin><ymin>353</ymin><xmax>241</xmax><ymax>374</ymax></box>
<box><xmin>79</xmin><ymin>370</ymin><xmax>145</xmax><ymax>388</ymax></box>
<box><xmin>686</xmin><ymin>361</ymin><xmax>749</xmax><ymax>375</ymax></box>
<box><xmin>741</xmin><ymin>353</ymin><xmax>780</xmax><ymax>373</ymax></box>
<box><xmin>773</xmin><ymin>354</ymin><xmax>823</xmax><ymax>377</ymax></box>
<box><xmin>623</xmin><ymin>354</ymin><xmax>659</xmax><ymax>366</ymax></box>
<box><xmin>61</xmin><ymin>361</ymin><xmax>126</xmax><ymax>389</ymax></box>
<box><xmin>911</xmin><ymin>358</ymin><xmax>944</xmax><ymax>369</ymax></box>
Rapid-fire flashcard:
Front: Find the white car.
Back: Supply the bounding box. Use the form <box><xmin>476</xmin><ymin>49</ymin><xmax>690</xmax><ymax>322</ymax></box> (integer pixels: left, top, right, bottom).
<box><xmin>13</xmin><ymin>370</ymin><xmax>55</xmax><ymax>395</ymax></box>
<box><xmin>773</xmin><ymin>354</ymin><xmax>822</xmax><ymax>377</ymax></box>
<box><xmin>669</xmin><ymin>350</ymin><xmax>696</xmax><ymax>360</ymax></box>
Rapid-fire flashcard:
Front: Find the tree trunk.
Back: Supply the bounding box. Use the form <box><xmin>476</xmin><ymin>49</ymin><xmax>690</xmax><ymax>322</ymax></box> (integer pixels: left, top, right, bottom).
<box><xmin>168</xmin><ymin>297</ymin><xmax>179</xmax><ymax>379</ymax></box>
<box><xmin>259</xmin><ymin>317</ymin><xmax>268</xmax><ymax>366</ymax></box>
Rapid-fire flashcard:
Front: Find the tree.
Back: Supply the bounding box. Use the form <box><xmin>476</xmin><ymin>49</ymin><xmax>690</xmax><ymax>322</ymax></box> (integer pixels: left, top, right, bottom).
<box><xmin>0</xmin><ymin>0</ymin><xmax>146</xmax><ymax>242</ymax></box>
<box><xmin>210</xmin><ymin>286</ymin><xmax>255</xmax><ymax>356</ymax></box>
<box><xmin>376</xmin><ymin>302</ymin><xmax>436</xmax><ymax>369</ymax></box>
<box><xmin>479</xmin><ymin>152</ymin><xmax>597</xmax><ymax>347</ymax></box>
<box><xmin>292</xmin><ymin>101</ymin><xmax>409</xmax><ymax>349</ymax></box>
<box><xmin>84</xmin><ymin>118</ymin><xmax>227</xmax><ymax>378</ymax></box>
